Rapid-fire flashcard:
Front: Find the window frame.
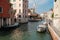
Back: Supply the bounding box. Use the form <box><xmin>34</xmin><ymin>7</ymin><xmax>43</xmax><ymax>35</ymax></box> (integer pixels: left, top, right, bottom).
<box><xmin>0</xmin><ymin>7</ymin><xmax>3</xmax><ymax>13</ymax></box>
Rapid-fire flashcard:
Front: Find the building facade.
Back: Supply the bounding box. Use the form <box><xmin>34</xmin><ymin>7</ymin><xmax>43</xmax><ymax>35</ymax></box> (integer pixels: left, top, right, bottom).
<box><xmin>10</xmin><ymin>0</ymin><xmax>28</xmax><ymax>23</ymax></box>
<box><xmin>0</xmin><ymin>0</ymin><xmax>16</xmax><ymax>27</ymax></box>
<box><xmin>50</xmin><ymin>0</ymin><xmax>60</xmax><ymax>40</ymax></box>
<box><xmin>53</xmin><ymin>0</ymin><xmax>60</xmax><ymax>31</ymax></box>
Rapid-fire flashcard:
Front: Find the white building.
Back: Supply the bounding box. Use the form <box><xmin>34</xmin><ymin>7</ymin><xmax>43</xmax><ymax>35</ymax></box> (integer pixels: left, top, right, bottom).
<box><xmin>10</xmin><ymin>0</ymin><xmax>28</xmax><ymax>23</ymax></box>
<box><xmin>52</xmin><ymin>0</ymin><xmax>60</xmax><ymax>39</ymax></box>
<box><xmin>53</xmin><ymin>0</ymin><xmax>60</xmax><ymax>30</ymax></box>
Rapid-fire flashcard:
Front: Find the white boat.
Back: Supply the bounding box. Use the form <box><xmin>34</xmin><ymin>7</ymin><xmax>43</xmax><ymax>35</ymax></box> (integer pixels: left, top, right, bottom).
<box><xmin>43</xmin><ymin>22</ymin><xmax>48</xmax><ymax>26</ymax></box>
<box><xmin>37</xmin><ymin>24</ymin><xmax>47</xmax><ymax>32</ymax></box>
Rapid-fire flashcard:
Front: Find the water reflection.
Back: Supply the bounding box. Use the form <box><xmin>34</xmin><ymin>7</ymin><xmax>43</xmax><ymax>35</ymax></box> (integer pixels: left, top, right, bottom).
<box><xmin>10</xmin><ymin>24</ymin><xmax>28</xmax><ymax>40</ymax></box>
<box><xmin>0</xmin><ymin>21</ymin><xmax>52</xmax><ymax>40</ymax></box>
<box><xmin>10</xmin><ymin>28</ymin><xmax>23</xmax><ymax>40</ymax></box>
<box><xmin>0</xmin><ymin>30</ymin><xmax>11</xmax><ymax>36</ymax></box>
<box><xmin>19</xmin><ymin>24</ymin><xmax>28</xmax><ymax>32</ymax></box>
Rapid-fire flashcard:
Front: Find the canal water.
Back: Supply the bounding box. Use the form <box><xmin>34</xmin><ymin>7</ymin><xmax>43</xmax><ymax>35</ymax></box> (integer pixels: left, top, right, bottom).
<box><xmin>0</xmin><ymin>21</ymin><xmax>52</xmax><ymax>40</ymax></box>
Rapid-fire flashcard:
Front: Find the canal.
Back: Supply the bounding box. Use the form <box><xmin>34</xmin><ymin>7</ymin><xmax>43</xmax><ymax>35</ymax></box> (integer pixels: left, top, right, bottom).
<box><xmin>0</xmin><ymin>20</ymin><xmax>52</xmax><ymax>40</ymax></box>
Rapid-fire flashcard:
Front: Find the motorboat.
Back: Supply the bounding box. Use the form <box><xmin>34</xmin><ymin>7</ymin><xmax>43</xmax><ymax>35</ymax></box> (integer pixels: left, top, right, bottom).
<box><xmin>37</xmin><ymin>24</ymin><xmax>47</xmax><ymax>32</ymax></box>
<box><xmin>43</xmin><ymin>22</ymin><xmax>48</xmax><ymax>26</ymax></box>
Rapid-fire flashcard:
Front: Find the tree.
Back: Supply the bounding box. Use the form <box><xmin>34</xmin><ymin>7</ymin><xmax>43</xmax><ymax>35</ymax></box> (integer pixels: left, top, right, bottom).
<box><xmin>51</xmin><ymin>13</ymin><xmax>54</xmax><ymax>18</ymax></box>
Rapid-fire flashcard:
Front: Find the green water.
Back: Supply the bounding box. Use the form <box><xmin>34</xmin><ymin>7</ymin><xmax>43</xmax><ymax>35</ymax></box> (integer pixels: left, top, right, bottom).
<box><xmin>0</xmin><ymin>21</ymin><xmax>52</xmax><ymax>40</ymax></box>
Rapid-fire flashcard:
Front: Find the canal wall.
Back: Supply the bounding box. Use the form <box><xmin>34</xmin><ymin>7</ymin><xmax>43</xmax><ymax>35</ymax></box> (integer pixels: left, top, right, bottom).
<box><xmin>48</xmin><ymin>24</ymin><xmax>60</xmax><ymax>40</ymax></box>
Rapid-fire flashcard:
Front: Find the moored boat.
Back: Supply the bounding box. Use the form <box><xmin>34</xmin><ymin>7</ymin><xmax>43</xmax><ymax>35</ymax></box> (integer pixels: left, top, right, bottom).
<box><xmin>37</xmin><ymin>24</ymin><xmax>47</xmax><ymax>32</ymax></box>
<box><xmin>1</xmin><ymin>23</ymin><xmax>20</xmax><ymax>29</ymax></box>
<box><xmin>28</xmin><ymin>19</ymin><xmax>41</xmax><ymax>22</ymax></box>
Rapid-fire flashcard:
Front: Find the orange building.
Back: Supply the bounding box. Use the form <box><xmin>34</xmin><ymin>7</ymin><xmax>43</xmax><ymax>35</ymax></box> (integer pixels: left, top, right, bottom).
<box><xmin>0</xmin><ymin>0</ymin><xmax>10</xmax><ymax>18</ymax></box>
<box><xmin>0</xmin><ymin>0</ymin><xmax>15</xmax><ymax>27</ymax></box>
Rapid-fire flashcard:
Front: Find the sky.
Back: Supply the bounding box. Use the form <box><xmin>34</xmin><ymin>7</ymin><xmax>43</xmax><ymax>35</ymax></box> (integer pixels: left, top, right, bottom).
<box><xmin>28</xmin><ymin>0</ymin><xmax>54</xmax><ymax>14</ymax></box>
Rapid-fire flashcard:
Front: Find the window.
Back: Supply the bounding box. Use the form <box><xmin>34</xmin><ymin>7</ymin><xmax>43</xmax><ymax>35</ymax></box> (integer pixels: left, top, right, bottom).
<box><xmin>0</xmin><ymin>7</ymin><xmax>3</xmax><ymax>13</ymax></box>
<box><xmin>25</xmin><ymin>10</ymin><xmax>26</xmax><ymax>14</ymax></box>
<box><xmin>25</xmin><ymin>5</ymin><xmax>26</xmax><ymax>7</ymax></box>
<box><xmin>19</xmin><ymin>0</ymin><xmax>21</xmax><ymax>1</ymax></box>
<box><xmin>13</xmin><ymin>0</ymin><xmax>16</xmax><ymax>2</ymax></box>
<box><xmin>25</xmin><ymin>1</ymin><xmax>27</xmax><ymax>3</ymax></box>
<box><xmin>13</xmin><ymin>4</ymin><xmax>16</xmax><ymax>7</ymax></box>
<box><xmin>23</xmin><ymin>0</ymin><xmax>24</xmax><ymax>1</ymax></box>
<box><xmin>14</xmin><ymin>18</ymin><xmax>16</xmax><ymax>22</ymax></box>
<box><xmin>13</xmin><ymin>10</ymin><xmax>16</xmax><ymax>13</ymax></box>
<box><xmin>19</xmin><ymin>4</ymin><xmax>21</xmax><ymax>7</ymax></box>
<box><xmin>19</xmin><ymin>9</ymin><xmax>21</xmax><ymax>13</ymax></box>
<box><xmin>19</xmin><ymin>15</ymin><xmax>21</xmax><ymax>18</ymax></box>
<box><xmin>10</xmin><ymin>4</ymin><xmax>13</xmax><ymax>7</ymax></box>
<box><xmin>23</xmin><ymin>9</ymin><xmax>26</xmax><ymax>14</ymax></box>
<box><xmin>8</xmin><ymin>0</ymin><xmax>10</xmax><ymax>2</ymax></box>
